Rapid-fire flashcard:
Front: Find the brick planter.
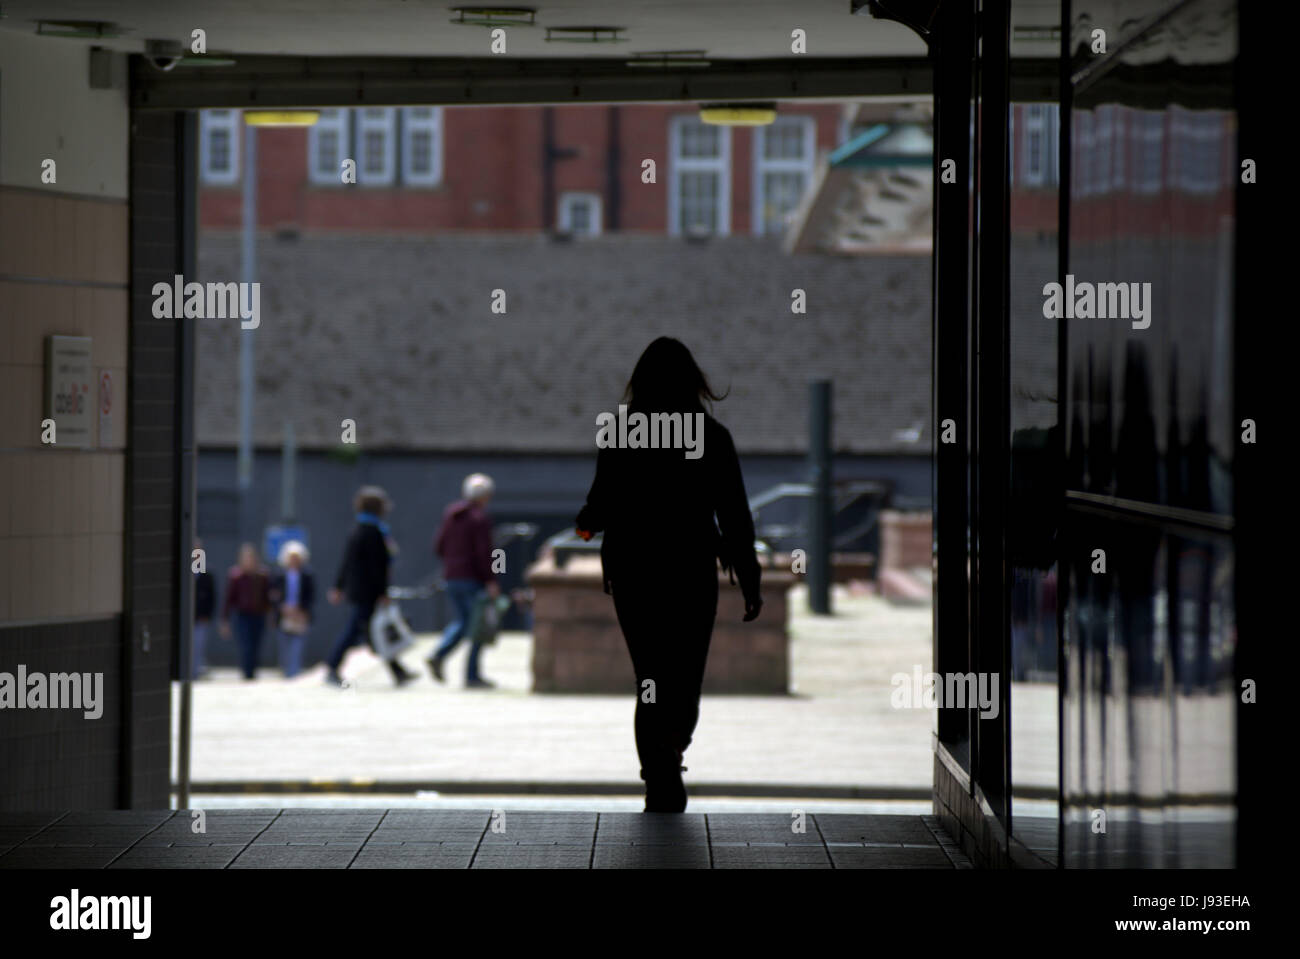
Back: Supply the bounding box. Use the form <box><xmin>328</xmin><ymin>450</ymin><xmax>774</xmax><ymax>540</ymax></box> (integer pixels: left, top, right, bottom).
<box><xmin>527</xmin><ymin>554</ymin><xmax>792</xmax><ymax>694</ymax></box>
<box><xmin>879</xmin><ymin>510</ymin><xmax>932</xmax><ymax>571</ymax></box>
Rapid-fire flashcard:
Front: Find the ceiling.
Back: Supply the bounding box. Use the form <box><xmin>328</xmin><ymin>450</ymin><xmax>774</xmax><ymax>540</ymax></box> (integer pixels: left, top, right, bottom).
<box><xmin>0</xmin><ymin>1</ymin><xmax>927</xmax><ymax>59</ymax></box>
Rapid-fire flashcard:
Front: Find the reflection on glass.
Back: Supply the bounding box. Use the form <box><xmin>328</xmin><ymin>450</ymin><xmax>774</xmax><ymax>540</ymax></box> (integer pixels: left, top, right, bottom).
<box><xmin>1008</xmin><ymin>88</ymin><xmax>1061</xmax><ymax>865</ymax></box>
<box><xmin>1062</xmin><ymin>0</ymin><xmax>1237</xmax><ymax>863</ymax></box>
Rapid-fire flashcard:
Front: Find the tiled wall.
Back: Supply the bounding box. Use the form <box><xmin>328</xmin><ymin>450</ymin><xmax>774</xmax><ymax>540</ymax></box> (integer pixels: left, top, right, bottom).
<box><xmin>121</xmin><ymin>108</ymin><xmax>186</xmax><ymax>807</ymax></box>
<box><xmin>0</xmin><ymin>618</ymin><xmax>123</xmax><ymax>809</ymax></box>
<box><xmin>0</xmin><ymin>186</ymin><xmax>129</xmax><ymax>624</ymax></box>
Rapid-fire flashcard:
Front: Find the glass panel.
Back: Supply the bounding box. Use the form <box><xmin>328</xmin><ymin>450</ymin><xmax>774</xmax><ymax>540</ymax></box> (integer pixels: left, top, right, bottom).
<box><xmin>678</xmin><ymin>171</ymin><xmax>718</xmax><ymax>232</ymax></box>
<box><xmin>679</xmin><ymin>122</ymin><xmax>720</xmax><ymax>159</ymax></box>
<box><xmin>569</xmin><ymin>199</ymin><xmax>592</xmax><ymax>233</ymax></box>
<box><xmin>1008</xmin><ymin>91</ymin><xmax>1061</xmax><ymax>865</ymax></box>
<box><xmin>1062</xmin><ymin>0</ymin><xmax>1237</xmax><ymax>868</ymax></box>
<box><xmin>209</xmin><ymin>129</ymin><xmax>230</xmax><ymax>173</ymax></box>
<box><xmin>763</xmin><ymin>120</ymin><xmax>807</xmax><ymax>161</ymax></box>
<box><xmin>761</xmin><ymin>171</ymin><xmax>806</xmax><ymax>234</ymax></box>
<box><xmin>410</xmin><ymin>131</ymin><xmax>432</xmax><ymax>174</ymax></box>
<box><xmin>316</xmin><ymin>131</ymin><xmax>338</xmax><ymax>177</ymax></box>
<box><xmin>363</xmin><ymin>130</ymin><xmax>385</xmax><ymax>175</ymax></box>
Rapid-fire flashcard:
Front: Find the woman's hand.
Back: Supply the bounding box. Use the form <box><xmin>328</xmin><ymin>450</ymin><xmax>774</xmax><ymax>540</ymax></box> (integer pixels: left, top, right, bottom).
<box><xmin>327</xmin><ymin>588</ymin><xmax>343</xmax><ymax>606</ymax></box>
<box><xmin>742</xmin><ymin>595</ymin><xmax>763</xmax><ymax>622</ymax></box>
<box><xmin>575</xmin><ymin>527</ymin><xmax>593</xmax><ymax>542</ymax></box>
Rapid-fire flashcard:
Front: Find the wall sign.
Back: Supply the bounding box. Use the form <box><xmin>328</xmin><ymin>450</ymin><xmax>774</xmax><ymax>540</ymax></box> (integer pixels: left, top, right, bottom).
<box><xmin>44</xmin><ymin>335</ymin><xmax>93</xmax><ymax>448</ymax></box>
<box><xmin>98</xmin><ymin>370</ymin><xmax>113</xmax><ymax>447</ymax></box>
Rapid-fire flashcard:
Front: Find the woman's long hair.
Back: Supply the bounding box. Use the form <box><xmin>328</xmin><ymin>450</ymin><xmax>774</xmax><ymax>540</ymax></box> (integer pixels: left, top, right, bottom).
<box><xmin>623</xmin><ymin>337</ymin><xmax>727</xmax><ymax>412</ymax></box>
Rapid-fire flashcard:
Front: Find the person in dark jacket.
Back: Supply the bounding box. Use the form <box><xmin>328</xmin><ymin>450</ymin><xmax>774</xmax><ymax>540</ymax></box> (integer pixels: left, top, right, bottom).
<box><xmin>269</xmin><ymin>540</ymin><xmax>315</xmax><ymax>679</ymax></box>
<box><xmin>575</xmin><ymin>337</ymin><xmax>762</xmax><ymax>813</ymax></box>
<box><xmin>428</xmin><ymin>473</ymin><xmax>500</xmax><ymax>688</ymax></box>
<box><xmin>219</xmin><ymin>543</ymin><xmax>273</xmax><ymax>680</ymax></box>
<box><xmin>192</xmin><ymin>537</ymin><xmax>216</xmax><ymax>680</ymax></box>
<box><xmin>325</xmin><ymin>486</ymin><xmax>417</xmax><ymax>687</ymax></box>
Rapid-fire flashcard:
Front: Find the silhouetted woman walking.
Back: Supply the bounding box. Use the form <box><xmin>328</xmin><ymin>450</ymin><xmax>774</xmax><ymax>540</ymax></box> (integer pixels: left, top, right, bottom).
<box><xmin>576</xmin><ymin>337</ymin><xmax>762</xmax><ymax>813</ymax></box>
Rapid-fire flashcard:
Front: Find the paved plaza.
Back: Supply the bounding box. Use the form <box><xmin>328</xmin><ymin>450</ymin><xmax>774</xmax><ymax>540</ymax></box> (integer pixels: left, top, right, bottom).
<box><xmin>179</xmin><ymin>586</ymin><xmax>939</xmax><ymax>793</ymax></box>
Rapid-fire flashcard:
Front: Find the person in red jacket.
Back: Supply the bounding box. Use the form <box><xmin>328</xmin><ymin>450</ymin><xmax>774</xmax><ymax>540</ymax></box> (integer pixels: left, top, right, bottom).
<box><xmin>219</xmin><ymin>543</ymin><xmax>273</xmax><ymax>680</ymax></box>
<box><xmin>428</xmin><ymin>473</ymin><xmax>500</xmax><ymax>688</ymax></box>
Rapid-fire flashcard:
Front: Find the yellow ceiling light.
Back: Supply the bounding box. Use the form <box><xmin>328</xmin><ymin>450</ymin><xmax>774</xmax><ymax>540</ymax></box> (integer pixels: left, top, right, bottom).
<box><xmin>699</xmin><ymin>103</ymin><xmax>777</xmax><ymax>126</ymax></box>
<box><xmin>243</xmin><ymin>110</ymin><xmax>320</xmax><ymax>127</ymax></box>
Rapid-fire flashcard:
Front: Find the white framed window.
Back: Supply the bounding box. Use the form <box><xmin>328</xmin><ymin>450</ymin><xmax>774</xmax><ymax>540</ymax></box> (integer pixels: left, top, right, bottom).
<box><xmin>401</xmin><ymin>107</ymin><xmax>444</xmax><ymax>186</ymax></box>
<box><xmin>1133</xmin><ymin>110</ymin><xmax>1164</xmax><ymax>195</ymax></box>
<box><xmin>752</xmin><ymin>115</ymin><xmax>815</xmax><ymax>236</ymax></box>
<box><xmin>357</xmin><ymin>107</ymin><xmax>397</xmax><ymax>186</ymax></box>
<box><xmin>1023</xmin><ymin>104</ymin><xmax>1048</xmax><ymax>187</ymax></box>
<box><xmin>558</xmin><ymin>191</ymin><xmax>602</xmax><ymax>236</ymax></box>
<box><xmin>308</xmin><ymin>108</ymin><xmax>351</xmax><ymax>186</ymax></box>
<box><xmin>199</xmin><ymin>110</ymin><xmax>240</xmax><ymax>185</ymax></box>
<box><xmin>669</xmin><ymin>116</ymin><xmax>731</xmax><ymax>237</ymax></box>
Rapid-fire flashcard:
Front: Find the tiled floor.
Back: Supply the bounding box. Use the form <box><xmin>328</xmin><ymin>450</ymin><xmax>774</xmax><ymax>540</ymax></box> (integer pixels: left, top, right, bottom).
<box><xmin>0</xmin><ymin>810</ymin><xmax>972</xmax><ymax>869</ymax></box>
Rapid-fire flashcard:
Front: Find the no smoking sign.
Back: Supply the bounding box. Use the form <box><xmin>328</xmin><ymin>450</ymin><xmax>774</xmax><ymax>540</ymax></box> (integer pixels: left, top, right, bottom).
<box><xmin>99</xmin><ymin>370</ymin><xmax>113</xmax><ymax>447</ymax></box>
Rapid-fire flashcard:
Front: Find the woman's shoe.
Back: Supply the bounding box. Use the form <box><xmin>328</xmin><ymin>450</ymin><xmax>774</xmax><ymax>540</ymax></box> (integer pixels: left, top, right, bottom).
<box><xmin>390</xmin><ymin>661</ymin><xmax>418</xmax><ymax>686</ymax></box>
<box><xmin>643</xmin><ymin>766</ymin><xmax>688</xmax><ymax>813</ymax></box>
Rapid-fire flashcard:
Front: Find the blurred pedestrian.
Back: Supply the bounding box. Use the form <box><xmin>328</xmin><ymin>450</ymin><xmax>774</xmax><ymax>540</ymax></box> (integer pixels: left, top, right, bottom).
<box><xmin>325</xmin><ymin>486</ymin><xmax>418</xmax><ymax>687</ymax></box>
<box><xmin>192</xmin><ymin>536</ymin><xmax>216</xmax><ymax>680</ymax></box>
<box><xmin>428</xmin><ymin>473</ymin><xmax>499</xmax><ymax>688</ymax></box>
<box><xmin>220</xmin><ymin>543</ymin><xmax>273</xmax><ymax>681</ymax></box>
<box><xmin>270</xmin><ymin>540</ymin><xmax>315</xmax><ymax>679</ymax></box>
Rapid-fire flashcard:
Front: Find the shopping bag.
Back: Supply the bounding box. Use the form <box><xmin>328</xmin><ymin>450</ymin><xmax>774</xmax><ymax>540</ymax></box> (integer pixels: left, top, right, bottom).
<box><xmin>468</xmin><ymin>594</ymin><xmax>512</xmax><ymax>646</ymax></box>
<box><xmin>369</xmin><ymin>601</ymin><xmax>415</xmax><ymax>661</ymax></box>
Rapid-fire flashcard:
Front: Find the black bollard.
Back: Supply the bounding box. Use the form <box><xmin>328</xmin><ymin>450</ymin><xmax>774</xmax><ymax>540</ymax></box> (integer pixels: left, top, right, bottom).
<box><xmin>808</xmin><ymin>380</ymin><xmax>833</xmax><ymax>615</ymax></box>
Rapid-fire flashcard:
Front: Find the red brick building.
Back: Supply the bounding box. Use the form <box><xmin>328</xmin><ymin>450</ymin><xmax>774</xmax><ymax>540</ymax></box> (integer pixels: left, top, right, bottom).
<box><xmin>198</xmin><ymin>103</ymin><xmax>845</xmax><ymax>237</ymax></box>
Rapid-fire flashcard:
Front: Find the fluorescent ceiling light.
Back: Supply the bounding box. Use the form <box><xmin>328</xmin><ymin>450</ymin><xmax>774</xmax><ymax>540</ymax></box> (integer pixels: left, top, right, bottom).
<box><xmin>244</xmin><ymin>111</ymin><xmax>320</xmax><ymax>127</ymax></box>
<box><xmin>36</xmin><ymin>20</ymin><xmax>122</xmax><ymax>39</ymax></box>
<box><xmin>699</xmin><ymin>104</ymin><xmax>777</xmax><ymax>126</ymax></box>
<box><xmin>627</xmin><ymin>50</ymin><xmax>710</xmax><ymax>68</ymax></box>
<box><xmin>176</xmin><ymin>55</ymin><xmax>238</xmax><ymax>67</ymax></box>
<box><xmin>546</xmin><ymin>26</ymin><xmax>627</xmax><ymax>43</ymax></box>
<box><xmin>450</xmin><ymin>7</ymin><xmax>537</xmax><ymax>27</ymax></box>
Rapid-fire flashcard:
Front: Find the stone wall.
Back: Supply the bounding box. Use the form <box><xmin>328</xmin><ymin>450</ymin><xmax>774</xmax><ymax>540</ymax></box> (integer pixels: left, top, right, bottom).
<box><xmin>528</xmin><ymin>555</ymin><xmax>792</xmax><ymax>694</ymax></box>
<box><xmin>196</xmin><ymin>233</ymin><xmax>932</xmax><ymax>456</ymax></box>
